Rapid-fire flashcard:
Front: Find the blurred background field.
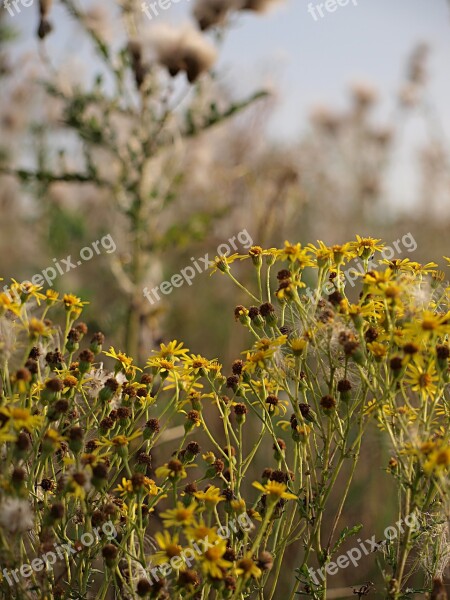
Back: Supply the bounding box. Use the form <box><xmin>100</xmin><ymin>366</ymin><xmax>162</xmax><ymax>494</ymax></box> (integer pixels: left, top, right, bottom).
<box><xmin>1</xmin><ymin>0</ymin><xmax>450</xmax><ymax>596</ymax></box>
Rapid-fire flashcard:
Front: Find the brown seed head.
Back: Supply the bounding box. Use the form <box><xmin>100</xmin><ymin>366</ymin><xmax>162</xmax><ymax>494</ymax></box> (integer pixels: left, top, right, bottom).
<box><xmin>45</xmin><ymin>378</ymin><xmax>64</xmax><ymax>392</ymax></box>
<box><xmin>337</xmin><ymin>379</ymin><xmax>352</xmax><ymax>392</ymax></box>
<box><xmin>79</xmin><ymin>349</ymin><xmax>94</xmax><ymax>364</ymax></box>
<box><xmin>320</xmin><ymin>395</ymin><xmax>336</xmax><ymax>410</ymax></box>
<box><xmin>257</xmin><ymin>551</ymin><xmax>274</xmax><ymax>571</ymax></box>
<box><xmin>146</xmin><ymin>418</ymin><xmax>160</xmax><ymax>433</ymax></box>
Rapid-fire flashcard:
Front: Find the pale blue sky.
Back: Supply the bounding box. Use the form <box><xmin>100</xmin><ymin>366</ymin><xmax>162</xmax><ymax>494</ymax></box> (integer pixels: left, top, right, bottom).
<box><xmin>180</xmin><ymin>0</ymin><xmax>450</xmax><ymax>140</ymax></box>
<box><xmin>9</xmin><ymin>0</ymin><xmax>450</xmax><ymax>138</ymax></box>
<box><xmin>7</xmin><ymin>0</ymin><xmax>450</xmax><ymax>207</ymax></box>
<box><xmin>163</xmin><ymin>0</ymin><xmax>450</xmax><ymax>209</ymax></box>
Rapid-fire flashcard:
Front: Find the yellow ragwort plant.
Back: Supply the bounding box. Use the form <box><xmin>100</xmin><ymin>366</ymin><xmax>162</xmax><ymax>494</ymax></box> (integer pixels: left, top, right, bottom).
<box><xmin>0</xmin><ymin>237</ymin><xmax>449</xmax><ymax>600</ymax></box>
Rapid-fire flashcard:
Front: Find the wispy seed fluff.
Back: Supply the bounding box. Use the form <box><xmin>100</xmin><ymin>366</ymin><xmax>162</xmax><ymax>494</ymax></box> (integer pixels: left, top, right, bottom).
<box><xmin>416</xmin><ymin>517</ymin><xmax>450</xmax><ymax>583</ymax></box>
<box><xmin>148</xmin><ymin>25</ymin><xmax>217</xmax><ymax>83</ymax></box>
<box><xmin>0</xmin><ymin>497</ymin><xmax>34</xmax><ymax>534</ymax></box>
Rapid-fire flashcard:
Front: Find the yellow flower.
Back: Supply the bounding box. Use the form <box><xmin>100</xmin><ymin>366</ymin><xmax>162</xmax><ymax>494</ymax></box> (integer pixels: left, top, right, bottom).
<box><xmin>152</xmin><ymin>531</ymin><xmax>183</xmax><ymax>565</ymax></box>
<box><xmin>46</xmin><ymin>289</ymin><xmax>60</xmax><ymax>304</ymax></box>
<box><xmin>254</xmin><ymin>336</ymin><xmax>287</xmax><ymax>351</ymax></box>
<box><xmin>115</xmin><ymin>478</ymin><xmax>134</xmax><ymax>496</ymax></box>
<box><xmin>242</xmin><ymin>350</ymin><xmax>272</xmax><ymax>374</ymax></box>
<box><xmin>99</xmin><ymin>430</ymin><xmax>142</xmax><ymax>449</ymax></box>
<box><xmin>140</xmin><ymin>477</ymin><xmax>162</xmax><ymax>497</ymax></box>
<box><xmin>363</xmin><ymin>399</ymin><xmax>378</xmax><ymax>416</ymax></box>
<box><xmin>404</xmin><ymin>311</ymin><xmax>450</xmax><ymax>340</ymax></box>
<box><xmin>343</xmin><ymin>300</ymin><xmax>379</xmax><ymax>320</ymax></box>
<box><xmin>363</xmin><ymin>268</ymin><xmax>395</xmax><ymax>287</ymax></box>
<box><xmin>407</xmin><ymin>261</ymin><xmax>438</xmax><ymax>275</ymax></box>
<box><xmin>0</xmin><ymin>406</ymin><xmax>44</xmax><ymax>431</ymax></box>
<box><xmin>62</xmin><ymin>375</ymin><xmax>78</xmax><ymax>391</ymax></box>
<box><xmin>291</xmin><ymin>424</ymin><xmax>311</xmax><ymax>443</ymax></box>
<box><xmin>242</xmin><ymin>336</ymin><xmax>286</xmax><ymax>374</ymax></box>
<box><xmin>330</xmin><ymin>243</ymin><xmax>355</xmax><ymax>266</ymax></box>
<box><xmin>277</xmin><ymin>242</ymin><xmax>314</xmax><ymax>268</ymax></box>
<box><xmin>194</xmin><ymin>486</ymin><xmax>225</xmax><ymax>507</ymax></box>
<box><xmin>62</xmin><ymin>294</ymin><xmax>88</xmax><ymax>319</ymax></box>
<box><xmin>367</xmin><ymin>342</ymin><xmax>388</xmax><ymax>360</ymax></box>
<box><xmin>247</xmin><ymin>245</ymin><xmax>268</xmax><ymax>266</ymax></box>
<box><xmin>0</xmin><ymin>292</ymin><xmax>21</xmax><ymax>317</ymax></box>
<box><xmin>155</xmin><ymin>460</ymin><xmax>190</xmax><ymax>480</ymax></box>
<box><xmin>263</xmin><ymin>394</ymin><xmax>288</xmax><ymax>416</ymax></box>
<box><xmin>0</xmin><ymin>425</ymin><xmax>17</xmax><ymax>444</ymax></box>
<box><xmin>275</xmin><ymin>276</ymin><xmax>306</xmax><ymax>302</ymax></box>
<box><xmin>419</xmin><ymin>441</ymin><xmax>436</xmax><ymax>456</ymax></box>
<box><xmin>63</xmin><ymin>293</ymin><xmax>88</xmax><ymax>311</ymax></box>
<box><xmin>114</xmin><ymin>476</ymin><xmax>161</xmax><ymax>498</ymax></box>
<box><xmin>405</xmin><ymin>361</ymin><xmax>439</xmax><ymax>399</ymax></box>
<box><xmin>199</xmin><ymin>538</ymin><xmax>232</xmax><ymax>579</ymax></box>
<box><xmin>163</xmin><ymin>373</ymin><xmax>204</xmax><ymax>395</ymax></box>
<box><xmin>28</xmin><ymin>318</ymin><xmax>52</xmax><ymax>339</ymax></box>
<box><xmin>364</xmin><ymin>272</ymin><xmax>405</xmax><ymax>304</ymax></box>
<box><xmin>378</xmin><ymin>328</ymin><xmax>406</xmax><ymax>347</ymax></box>
<box><xmin>104</xmin><ymin>347</ymin><xmax>133</xmax><ymax>368</ymax></box>
<box><xmin>379</xmin><ymin>258</ymin><xmax>415</xmax><ymax>272</ymax></box>
<box><xmin>202</xmin><ymin>452</ymin><xmax>216</xmax><ymax>465</ymax></box>
<box><xmin>66</xmin><ymin>473</ymin><xmax>88</xmax><ymax>500</ymax></box>
<box><xmin>43</xmin><ymin>428</ymin><xmax>67</xmax><ymax>450</ymax></box>
<box><xmin>137</xmin><ymin>393</ymin><xmax>156</xmax><ymax>409</ymax></box>
<box><xmin>235</xmin><ymin>555</ymin><xmax>262</xmax><ymax>581</ymax></box>
<box><xmin>184</xmin><ymin>521</ymin><xmax>217</xmax><ymax>544</ymax></box>
<box><xmin>146</xmin><ymin>357</ymin><xmax>177</xmax><ymax>374</ymax></box>
<box><xmin>104</xmin><ymin>347</ymin><xmax>142</xmax><ymax>378</ymax></box>
<box><xmin>182</xmin><ymin>354</ymin><xmax>218</xmax><ymax>377</ymax></box>
<box><xmin>307</xmin><ymin>240</ymin><xmax>333</xmax><ymax>268</ymax></box>
<box><xmin>10</xmin><ymin>280</ymin><xmax>46</xmax><ymax>305</ymax></box>
<box><xmin>152</xmin><ymin>340</ymin><xmax>189</xmax><ymax>360</ymax></box>
<box><xmin>249</xmin><ymin>377</ymin><xmax>280</xmax><ymax>396</ymax></box>
<box><xmin>207</xmin><ymin>361</ymin><xmax>222</xmax><ymax>378</ymax></box>
<box><xmin>252</xmin><ymin>480</ymin><xmax>297</xmax><ymax>502</ymax></box>
<box><xmin>289</xmin><ymin>338</ymin><xmax>308</xmax><ymax>357</ymax></box>
<box><xmin>230</xmin><ymin>498</ymin><xmax>247</xmax><ymax>514</ymax></box>
<box><xmin>350</xmin><ymin>235</ymin><xmax>384</xmax><ymax>259</ymax></box>
<box><xmin>209</xmin><ymin>253</ymin><xmax>242</xmax><ymax>275</ymax></box>
<box><xmin>160</xmin><ymin>501</ymin><xmax>197</xmax><ymax>527</ymax></box>
<box><xmin>424</xmin><ymin>447</ymin><xmax>450</xmax><ymax>475</ymax></box>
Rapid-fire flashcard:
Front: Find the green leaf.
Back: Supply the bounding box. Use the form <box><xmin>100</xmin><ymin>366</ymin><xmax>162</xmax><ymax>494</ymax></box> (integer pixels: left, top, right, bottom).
<box><xmin>330</xmin><ymin>524</ymin><xmax>363</xmax><ymax>557</ymax></box>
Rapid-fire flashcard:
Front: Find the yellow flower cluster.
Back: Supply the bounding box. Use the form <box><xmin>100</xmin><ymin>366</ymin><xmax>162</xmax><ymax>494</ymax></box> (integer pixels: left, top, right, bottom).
<box><xmin>0</xmin><ymin>238</ymin><xmax>448</xmax><ymax>599</ymax></box>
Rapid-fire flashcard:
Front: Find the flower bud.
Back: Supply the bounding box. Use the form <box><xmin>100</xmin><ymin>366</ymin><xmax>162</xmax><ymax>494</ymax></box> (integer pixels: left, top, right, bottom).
<box><xmin>337</xmin><ymin>379</ymin><xmax>352</xmax><ymax>402</ymax></box>
<box><xmin>90</xmin><ymin>332</ymin><xmax>105</xmax><ymax>354</ymax></box>
<box><xmin>233</xmin><ymin>403</ymin><xmax>247</xmax><ymax>425</ymax></box>
<box><xmin>99</xmin><ymin>378</ymin><xmax>119</xmax><ymax>403</ymax></box>
<box><xmin>259</xmin><ymin>303</ymin><xmax>277</xmax><ymax>327</ymax></box>
<box><xmin>68</xmin><ymin>426</ymin><xmax>84</xmax><ymax>454</ymax></box>
<box><xmin>234</xmin><ymin>306</ymin><xmax>251</xmax><ymax>327</ymax></box>
<box><xmin>273</xmin><ymin>438</ymin><xmax>286</xmax><ymax>461</ymax></box>
<box><xmin>298</xmin><ymin>403</ymin><xmax>316</xmax><ymax>424</ymax></box>
<box><xmin>320</xmin><ymin>395</ymin><xmax>336</xmax><ymax>415</ymax></box>
<box><xmin>66</xmin><ymin>328</ymin><xmax>80</xmax><ymax>353</ymax></box>
<box><xmin>78</xmin><ymin>350</ymin><xmax>94</xmax><ymax>374</ymax></box>
<box><xmin>102</xmin><ymin>544</ymin><xmax>118</xmax><ymax>568</ymax></box>
<box><xmin>184</xmin><ymin>441</ymin><xmax>200</xmax><ymax>463</ymax></box>
<box><xmin>248</xmin><ymin>307</ymin><xmax>265</xmax><ymax>328</ymax></box>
